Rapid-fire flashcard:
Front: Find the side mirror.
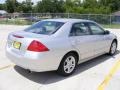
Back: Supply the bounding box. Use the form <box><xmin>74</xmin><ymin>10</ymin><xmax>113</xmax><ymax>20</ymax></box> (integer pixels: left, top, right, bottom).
<box><xmin>104</xmin><ymin>30</ymin><xmax>110</xmax><ymax>35</ymax></box>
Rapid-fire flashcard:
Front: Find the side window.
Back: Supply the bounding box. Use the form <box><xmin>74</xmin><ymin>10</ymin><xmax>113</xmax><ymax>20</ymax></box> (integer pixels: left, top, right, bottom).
<box><xmin>89</xmin><ymin>23</ymin><xmax>105</xmax><ymax>35</ymax></box>
<box><xmin>70</xmin><ymin>23</ymin><xmax>90</xmax><ymax>36</ymax></box>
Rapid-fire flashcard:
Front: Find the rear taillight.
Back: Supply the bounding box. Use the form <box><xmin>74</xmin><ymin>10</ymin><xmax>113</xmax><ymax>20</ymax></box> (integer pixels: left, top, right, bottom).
<box><xmin>27</xmin><ymin>40</ymin><xmax>49</xmax><ymax>52</ymax></box>
<box><xmin>13</xmin><ymin>35</ymin><xmax>24</xmax><ymax>38</ymax></box>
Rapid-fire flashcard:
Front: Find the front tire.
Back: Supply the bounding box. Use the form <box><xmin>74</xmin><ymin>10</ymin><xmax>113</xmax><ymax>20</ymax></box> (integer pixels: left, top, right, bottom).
<box><xmin>108</xmin><ymin>41</ymin><xmax>117</xmax><ymax>55</ymax></box>
<box><xmin>57</xmin><ymin>53</ymin><xmax>78</xmax><ymax>76</ymax></box>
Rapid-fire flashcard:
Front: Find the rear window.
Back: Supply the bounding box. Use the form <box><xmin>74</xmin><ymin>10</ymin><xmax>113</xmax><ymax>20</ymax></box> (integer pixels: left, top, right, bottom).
<box><xmin>24</xmin><ymin>21</ymin><xmax>64</xmax><ymax>35</ymax></box>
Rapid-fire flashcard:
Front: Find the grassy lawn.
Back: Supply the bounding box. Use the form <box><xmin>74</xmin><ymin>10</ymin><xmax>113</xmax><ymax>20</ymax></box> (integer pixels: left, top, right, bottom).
<box><xmin>0</xmin><ymin>18</ymin><xmax>33</xmax><ymax>25</ymax></box>
<box><xmin>102</xmin><ymin>24</ymin><xmax>120</xmax><ymax>29</ymax></box>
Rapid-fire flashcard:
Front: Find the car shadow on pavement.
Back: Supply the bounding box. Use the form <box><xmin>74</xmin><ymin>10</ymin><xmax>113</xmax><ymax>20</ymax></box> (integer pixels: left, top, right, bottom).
<box><xmin>14</xmin><ymin>50</ymin><xmax>120</xmax><ymax>85</ymax></box>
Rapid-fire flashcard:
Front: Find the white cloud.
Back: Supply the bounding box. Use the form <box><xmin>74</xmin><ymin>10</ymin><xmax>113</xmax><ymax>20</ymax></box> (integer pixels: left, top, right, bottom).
<box><xmin>0</xmin><ymin>0</ymin><xmax>5</xmax><ymax>4</ymax></box>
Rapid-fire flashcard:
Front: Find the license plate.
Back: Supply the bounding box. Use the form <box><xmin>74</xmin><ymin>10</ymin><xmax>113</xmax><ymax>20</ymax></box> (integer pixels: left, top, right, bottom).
<box><xmin>13</xmin><ymin>41</ymin><xmax>21</xmax><ymax>49</ymax></box>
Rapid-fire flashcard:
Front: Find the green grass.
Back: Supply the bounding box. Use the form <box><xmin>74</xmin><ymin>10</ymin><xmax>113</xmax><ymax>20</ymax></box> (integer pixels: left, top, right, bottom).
<box><xmin>0</xmin><ymin>19</ymin><xmax>33</xmax><ymax>25</ymax></box>
<box><xmin>102</xmin><ymin>24</ymin><xmax>120</xmax><ymax>29</ymax></box>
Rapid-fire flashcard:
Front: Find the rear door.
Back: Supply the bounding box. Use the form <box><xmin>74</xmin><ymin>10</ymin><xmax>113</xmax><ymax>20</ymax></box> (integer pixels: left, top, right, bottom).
<box><xmin>69</xmin><ymin>22</ymin><xmax>95</xmax><ymax>62</ymax></box>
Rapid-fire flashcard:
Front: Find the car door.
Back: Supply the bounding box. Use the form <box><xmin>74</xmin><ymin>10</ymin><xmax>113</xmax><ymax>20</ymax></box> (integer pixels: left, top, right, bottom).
<box><xmin>88</xmin><ymin>22</ymin><xmax>109</xmax><ymax>55</ymax></box>
<box><xmin>69</xmin><ymin>22</ymin><xmax>95</xmax><ymax>62</ymax></box>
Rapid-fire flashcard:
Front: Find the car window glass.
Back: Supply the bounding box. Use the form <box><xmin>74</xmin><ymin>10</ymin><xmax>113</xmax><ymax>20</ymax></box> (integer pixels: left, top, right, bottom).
<box><xmin>89</xmin><ymin>23</ymin><xmax>104</xmax><ymax>35</ymax></box>
<box><xmin>24</xmin><ymin>21</ymin><xmax>64</xmax><ymax>35</ymax></box>
<box><xmin>70</xmin><ymin>23</ymin><xmax>90</xmax><ymax>36</ymax></box>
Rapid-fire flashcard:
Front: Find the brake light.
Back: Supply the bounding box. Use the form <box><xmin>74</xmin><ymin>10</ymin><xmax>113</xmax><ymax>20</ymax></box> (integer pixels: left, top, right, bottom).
<box><xmin>13</xmin><ymin>35</ymin><xmax>24</xmax><ymax>38</ymax></box>
<box><xmin>27</xmin><ymin>40</ymin><xmax>49</xmax><ymax>52</ymax></box>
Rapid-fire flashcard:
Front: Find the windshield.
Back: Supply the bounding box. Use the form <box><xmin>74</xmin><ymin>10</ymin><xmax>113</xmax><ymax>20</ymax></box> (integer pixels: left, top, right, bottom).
<box><xmin>24</xmin><ymin>21</ymin><xmax>64</xmax><ymax>35</ymax></box>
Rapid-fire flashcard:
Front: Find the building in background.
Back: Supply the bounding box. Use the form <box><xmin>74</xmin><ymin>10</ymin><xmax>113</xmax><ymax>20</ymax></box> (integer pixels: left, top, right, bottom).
<box><xmin>0</xmin><ymin>10</ymin><xmax>7</xmax><ymax>18</ymax></box>
<box><xmin>113</xmin><ymin>11</ymin><xmax>120</xmax><ymax>24</ymax></box>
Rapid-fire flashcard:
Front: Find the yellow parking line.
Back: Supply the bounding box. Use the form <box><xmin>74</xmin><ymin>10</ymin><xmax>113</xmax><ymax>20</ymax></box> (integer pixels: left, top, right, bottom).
<box><xmin>0</xmin><ymin>64</ymin><xmax>15</xmax><ymax>70</ymax></box>
<box><xmin>98</xmin><ymin>60</ymin><xmax>120</xmax><ymax>90</ymax></box>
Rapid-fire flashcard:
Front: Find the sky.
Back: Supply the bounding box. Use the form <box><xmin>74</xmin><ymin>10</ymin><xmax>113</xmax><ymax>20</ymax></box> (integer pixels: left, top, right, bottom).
<box><xmin>0</xmin><ymin>0</ymin><xmax>40</xmax><ymax>4</ymax></box>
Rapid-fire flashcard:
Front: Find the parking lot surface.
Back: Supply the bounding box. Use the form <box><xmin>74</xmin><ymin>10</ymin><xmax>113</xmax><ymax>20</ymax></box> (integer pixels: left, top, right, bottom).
<box><xmin>0</xmin><ymin>25</ymin><xmax>120</xmax><ymax>90</ymax></box>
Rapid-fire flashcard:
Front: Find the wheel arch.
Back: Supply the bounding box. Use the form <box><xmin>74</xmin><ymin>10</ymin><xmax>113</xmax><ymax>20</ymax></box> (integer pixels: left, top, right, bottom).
<box><xmin>57</xmin><ymin>50</ymin><xmax>79</xmax><ymax>75</ymax></box>
<box><xmin>64</xmin><ymin>51</ymin><xmax>79</xmax><ymax>61</ymax></box>
<box><xmin>113</xmin><ymin>39</ymin><xmax>118</xmax><ymax>46</ymax></box>
<box><xmin>58</xmin><ymin>50</ymin><xmax>79</xmax><ymax>68</ymax></box>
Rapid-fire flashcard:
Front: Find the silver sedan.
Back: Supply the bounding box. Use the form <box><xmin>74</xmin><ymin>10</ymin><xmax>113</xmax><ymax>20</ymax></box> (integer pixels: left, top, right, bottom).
<box><xmin>6</xmin><ymin>19</ymin><xmax>118</xmax><ymax>76</ymax></box>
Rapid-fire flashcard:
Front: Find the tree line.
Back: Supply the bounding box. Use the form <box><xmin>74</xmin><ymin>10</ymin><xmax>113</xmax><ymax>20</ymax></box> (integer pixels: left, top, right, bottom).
<box><xmin>0</xmin><ymin>0</ymin><xmax>120</xmax><ymax>14</ymax></box>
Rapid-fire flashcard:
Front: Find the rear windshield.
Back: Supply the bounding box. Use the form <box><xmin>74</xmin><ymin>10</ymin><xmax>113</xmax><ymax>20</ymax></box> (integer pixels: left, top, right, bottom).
<box><xmin>24</xmin><ymin>21</ymin><xmax>64</xmax><ymax>35</ymax></box>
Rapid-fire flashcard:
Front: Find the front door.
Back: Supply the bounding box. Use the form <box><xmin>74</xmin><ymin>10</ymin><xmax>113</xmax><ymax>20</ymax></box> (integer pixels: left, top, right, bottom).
<box><xmin>88</xmin><ymin>22</ymin><xmax>109</xmax><ymax>55</ymax></box>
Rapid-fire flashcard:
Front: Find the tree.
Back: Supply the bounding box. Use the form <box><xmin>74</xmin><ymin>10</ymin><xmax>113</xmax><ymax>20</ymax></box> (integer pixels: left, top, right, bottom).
<box><xmin>21</xmin><ymin>0</ymin><xmax>33</xmax><ymax>13</ymax></box>
<box><xmin>99</xmin><ymin>0</ymin><xmax>120</xmax><ymax>12</ymax></box>
<box><xmin>3</xmin><ymin>0</ymin><xmax>120</xmax><ymax>14</ymax></box>
<box><xmin>36</xmin><ymin>0</ymin><xmax>52</xmax><ymax>13</ymax></box>
<box><xmin>52</xmin><ymin>0</ymin><xmax>65</xmax><ymax>13</ymax></box>
<box><xmin>83</xmin><ymin>0</ymin><xmax>98</xmax><ymax>8</ymax></box>
<box><xmin>6</xmin><ymin>0</ymin><xmax>19</xmax><ymax>13</ymax></box>
<box><xmin>0</xmin><ymin>4</ymin><xmax>6</xmax><ymax>10</ymax></box>
<box><xmin>36</xmin><ymin>0</ymin><xmax>65</xmax><ymax>13</ymax></box>
<box><xmin>64</xmin><ymin>0</ymin><xmax>74</xmax><ymax>13</ymax></box>
<box><xmin>82</xmin><ymin>0</ymin><xmax>98</xmax><ymax>13</ymax></box>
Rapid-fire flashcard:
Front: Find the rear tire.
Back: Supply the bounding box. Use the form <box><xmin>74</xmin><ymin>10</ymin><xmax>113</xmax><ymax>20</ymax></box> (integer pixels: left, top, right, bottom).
<box><xmin>57</xmin><ymin>53</ymin><xmax>78</xmax><ymax>76</ymax></box>
<box><xmin>108</xmin><ymin>40</ymin><xmax>117</xmax><ymax>55</ymax></box>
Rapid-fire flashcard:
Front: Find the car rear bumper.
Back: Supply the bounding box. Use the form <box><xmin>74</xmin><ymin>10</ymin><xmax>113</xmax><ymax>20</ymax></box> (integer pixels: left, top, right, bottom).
<box><xmin>6</xmin><ymin>47</ymin><xmax>62</xmax><ymax>72</ymax></box>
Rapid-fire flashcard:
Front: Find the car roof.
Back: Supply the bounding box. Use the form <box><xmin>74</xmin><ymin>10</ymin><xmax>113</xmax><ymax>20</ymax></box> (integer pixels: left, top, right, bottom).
<box><xmin>43</xmin><ymin>18</ymin><xmax>94</xmax><ymax>23</ymax></box>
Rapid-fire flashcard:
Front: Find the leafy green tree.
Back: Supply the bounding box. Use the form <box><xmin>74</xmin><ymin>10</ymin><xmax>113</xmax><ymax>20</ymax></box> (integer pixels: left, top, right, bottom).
<box><xmin>64</xmin><ymin>0</ymin><xmax>74</xmax><ymax>13</ymax></box>
<box><xmin>21</xmin><ymin>0</ymin><xmax>33</xmax><ymax>13</ymax></box>
<box><xmin>36</xmin><ymin>0</ymin><xmax>52</xmax><ymax>13</ymax></box>
<box><xmin>6</xmin><ymin>0</ymin><xmax>19</xmax><ymax>13</ymax></box>
<box><xmin>83</xmin><ymin>0</ymin><xmax>98</xmax><ymax>8</ymax></box>
<box><xmin>52</xmin><ymin>0</ymin><xmax>65</xmax><ymax>13</ymax></box>
<box><xmin>0</xmin><ymin>4</ymin><xmax>6</xmax><ymax>10</ymax></box>
<box><xmin>99</xmin><ymin>0</ymin><xmax>120</xmax><ymax>12</ymax></box>
<box><xmin>36</xmin><ymin>0</ymin><xmax>65</xmax><ymax>13</ymax></box>
<box><xmin>3</xmin><ymin>0</ymin><xmax>120</xmax><ymax>14</ymax></box>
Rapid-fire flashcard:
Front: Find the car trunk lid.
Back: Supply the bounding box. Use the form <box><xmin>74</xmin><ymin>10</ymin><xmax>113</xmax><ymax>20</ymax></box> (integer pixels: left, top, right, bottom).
<box><xmin>7</xmin><ymin>31</ymin><xmax>49</xmax><ymax>55</ymax></box>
